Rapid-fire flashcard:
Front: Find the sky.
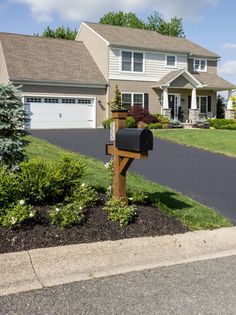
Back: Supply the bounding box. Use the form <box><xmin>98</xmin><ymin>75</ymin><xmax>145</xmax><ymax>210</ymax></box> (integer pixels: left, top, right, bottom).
<box><xmin>0</xmin><ymin>0</ymin><xmax>236</xmax><ymax>88</ymax></box>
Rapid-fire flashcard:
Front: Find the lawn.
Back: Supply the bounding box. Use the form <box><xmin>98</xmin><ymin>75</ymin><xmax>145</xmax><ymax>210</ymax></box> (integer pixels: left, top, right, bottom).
<box><xmin>152</xmin><ymin>129</ymin><xmax>236</xmax><ymax>158</ymax></box>
<box><xmin>26</xmin><ymin>135</ymin><xmax>231</xmax><ymax>230</ymax></box>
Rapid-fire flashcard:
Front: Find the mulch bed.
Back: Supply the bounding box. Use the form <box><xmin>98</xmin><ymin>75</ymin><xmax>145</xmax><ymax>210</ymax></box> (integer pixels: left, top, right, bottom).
<box><xmin>0</xmin><ymin>195</ymin><xmax>188</xmax><ymax>254</ymax></box>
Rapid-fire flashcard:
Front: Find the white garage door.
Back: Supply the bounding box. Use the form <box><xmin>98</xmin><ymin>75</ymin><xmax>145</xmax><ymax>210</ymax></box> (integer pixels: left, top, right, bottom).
<box><xmin>25</xmin><ymin>97</ymin><xmax>96</xmax><ymax>129</ymax></box>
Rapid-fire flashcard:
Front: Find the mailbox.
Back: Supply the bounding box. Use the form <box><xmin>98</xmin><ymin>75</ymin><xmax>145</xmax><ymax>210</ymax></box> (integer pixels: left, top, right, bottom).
<box><xmin>116</xmin><ymin>128</ymin><xmax>153</xmax><ymax>152</ymax></box>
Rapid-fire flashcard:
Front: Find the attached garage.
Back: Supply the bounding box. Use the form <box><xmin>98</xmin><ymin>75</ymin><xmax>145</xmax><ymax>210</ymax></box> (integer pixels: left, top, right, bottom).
<box><xmin>24</xmin><ymin>96</ymin><xmax>96</xmax><ymax>129</ymax></box>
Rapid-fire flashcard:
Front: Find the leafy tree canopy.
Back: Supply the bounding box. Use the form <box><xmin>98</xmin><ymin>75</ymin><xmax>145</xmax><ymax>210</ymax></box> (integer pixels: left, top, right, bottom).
<box><xmin>100</xmin><ymin>11</ymin><xmax>185</xmax><ymax>38</ymax></box>
<box><xmin>42</xmin><ymin>26</ymin><xmax>77</xmax><ymax>40</ymax></box>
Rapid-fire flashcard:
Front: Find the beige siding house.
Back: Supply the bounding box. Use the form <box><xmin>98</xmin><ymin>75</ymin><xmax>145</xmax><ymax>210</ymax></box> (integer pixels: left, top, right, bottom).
<box><xmin>0</xmin><ymin>22</ymin><xmax>235</xmax><ymax>129</ymax></box>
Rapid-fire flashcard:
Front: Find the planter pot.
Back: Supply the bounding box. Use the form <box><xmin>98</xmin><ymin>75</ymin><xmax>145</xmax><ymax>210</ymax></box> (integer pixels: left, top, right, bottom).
<box><xmin>111</xmin><ymin>110</ymin><xmax>128</xmax><ymax>120</ymax></box>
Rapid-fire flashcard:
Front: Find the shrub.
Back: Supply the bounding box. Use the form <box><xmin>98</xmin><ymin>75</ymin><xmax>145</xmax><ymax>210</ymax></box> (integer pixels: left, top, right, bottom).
<box><xmin>153</xmin><ymin>113</ymin><xmax>170</xmax><ymax>124</ymax></box>
<box><xmin>208</xmin><ymin>118</ymin><xmax>235</xmax><ymax>129</ymax></box>
<box><xmin>17</xmin><ymin>155</ymin><xmax>86</xmax><ymax>204</ymax></box>
<box><xmin>1</xmin><ymin>200</ymin><xmax>35</xmax><ymax>228</ymax></box>
<box><xmin>169</xmin><ymin>120</ymin><xmax>183</xmax><ymax>128</ymax></box>
<box><xmin>49</xmin><ymin>202</ymin><xmax>84</xmax><ymax>228</ymax></box>
<box><xmin>102</xmin><ymin>118</ymin><xmax>114</xmax><ymax>129</ymax></box>
<box><xmin>128</xmin><ymin>107</ymin><xmax>157</xmax><ymax>124</ymax></box>
<box><xmin>148</xmin><ymin>123</ymin><xmax>163</xmax><ymax>129</ymax></box>
<box><xmin>55</xmin><ymin>154</ymin><xmax>86</xmax><ymax>197</ymax></box>
<box><xmin>70</xmin><ymin>183</ymin><xmax>99</xmax><ymax>207</ymax></box>
<box><xmin>0</xmin><ymin>166</ymin><xmax>21</xmax><ymax>208</ymax></box>
<box><xmin>103</xmin><ymin>198</ymin><xmax>136</xmax><ymax>226</ymax></box>
<box><xmin>0</xmin><ymin>84</ymin><xmax>29</xmax><ymax>170</ymax></box>
<box><xmin>127</xmin><ymin>190</ymin><xmax>148</xmax><ymax>204</ymax></box>
<box><xmin>195</xmin><ymin>120</ymin><xmax>210</xmax><ymax>129</ymax></box>
<box><xmin>126</xmin><ymin>116</ymin><xmax>137</xmax><ymax>128</ymax></box>
<box><xmin>218</xmin><ymin>124</ymin><xmax>236</xmax><ymax>130</ymax></box>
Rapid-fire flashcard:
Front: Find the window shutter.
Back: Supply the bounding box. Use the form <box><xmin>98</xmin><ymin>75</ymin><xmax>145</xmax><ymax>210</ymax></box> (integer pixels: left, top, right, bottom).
<box><xmin>144</xmin><ymin>93</ymin><xmax>149</xmax><ymax>110</ymax></box>
<box><xmin>188</xmin><ymin>96</ymin><xmax>192</xmax><ymax>109</ymax></box>
<box><xmin>208</xmin><ymin>96</ymin><xmax>212</xmax><ymax>112</ymax></box>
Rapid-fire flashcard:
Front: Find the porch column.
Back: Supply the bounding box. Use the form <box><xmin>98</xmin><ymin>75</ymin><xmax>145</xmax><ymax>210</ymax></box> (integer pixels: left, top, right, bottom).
<box><xmin>189</xmin><ymin>88</ymin><xmax>199</xmax><ymax>124</ymax></box>
<box><xmin>161</xmin><ymin>87</ymin><xmax>171</xmax><ymax>119</ymax></box>
<box><xmin>225</xmin><ymin>90</ymin><xmax>235</xmax><ymax>119</ymax></box>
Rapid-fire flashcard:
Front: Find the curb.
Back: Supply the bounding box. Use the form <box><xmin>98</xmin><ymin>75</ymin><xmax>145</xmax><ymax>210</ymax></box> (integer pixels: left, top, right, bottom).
<box><xmin>1</xmin><ymin>227</ymin><xmax>236</xmax><ymax>296</ymax></box>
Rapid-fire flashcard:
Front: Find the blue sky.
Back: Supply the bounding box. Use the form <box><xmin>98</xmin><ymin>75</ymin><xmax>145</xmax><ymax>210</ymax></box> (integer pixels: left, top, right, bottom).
<box><xmin>0</xmin><ymin>0</ymin><xmax>236</xmax><ymax>86</ymax></box>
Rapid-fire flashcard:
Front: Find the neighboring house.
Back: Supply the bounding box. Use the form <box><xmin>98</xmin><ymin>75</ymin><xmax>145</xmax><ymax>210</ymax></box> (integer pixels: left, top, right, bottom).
<box><xmin>0</xmin><ymin>22</ymin><xmax>235</xmax><ymax>129</ymax></box>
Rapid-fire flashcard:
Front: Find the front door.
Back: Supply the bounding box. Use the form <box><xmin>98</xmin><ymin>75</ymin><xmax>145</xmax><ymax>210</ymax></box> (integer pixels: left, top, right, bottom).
<box><xmin>168</xmin><ymin>94</ymin><xmax>179</xmax><ymax>120</ymax></box>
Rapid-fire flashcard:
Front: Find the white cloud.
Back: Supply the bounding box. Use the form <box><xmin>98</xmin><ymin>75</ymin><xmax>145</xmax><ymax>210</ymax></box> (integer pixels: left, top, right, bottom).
<box><xmin>12</xmin><ymin>0</ymin><xmax>219</xmax><ymax>23</ymax></box>
<box><xmin>218</xmin><ymin>60</ymin><xmax>236</xmax><ymax>76</ymax></box>
<box><xmin>221</xmin><ymin>43</ymin><xmax>236</xmax><ymax>50</ymax></box>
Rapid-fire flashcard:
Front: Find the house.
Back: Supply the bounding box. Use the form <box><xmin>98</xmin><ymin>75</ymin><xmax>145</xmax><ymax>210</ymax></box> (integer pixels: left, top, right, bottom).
<box><xmin>0</xmin><ymin>22</ymin><xmax>235</xmax><ymax>129</ymax></box>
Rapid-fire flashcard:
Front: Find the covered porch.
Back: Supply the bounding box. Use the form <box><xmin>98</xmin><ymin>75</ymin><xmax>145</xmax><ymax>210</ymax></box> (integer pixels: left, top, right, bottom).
<box><xmin>152</xmin><ymin>69</ymin><xmax>236</xmax><ymax>122</ymax></box>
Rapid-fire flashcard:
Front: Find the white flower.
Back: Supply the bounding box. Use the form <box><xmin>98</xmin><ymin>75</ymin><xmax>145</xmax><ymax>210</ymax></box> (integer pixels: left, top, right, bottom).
<box><xmin>79</xmin><ymin>206</ymin><xmax>83</xmax><ymax>210</ymax></box>
<box><xmin>19</xmin><ymin>199</ymin><xmax>25</xmax><ymax>206</ymax></box>
<box><xmin>128</xmin><ymin>197</ymin><xmax>134</xmax><ymax>201</ymax></box>
<box><xmin>81</xmin><ymin>183</ymin><xmax>86</xmax><ymax>187</ymax></box>
<box><xmin>104</xmin><ymin>162</ymin><xmax>109</xmax><ymax>169</ymax></box>
<box><xmin>29</xmin><ymin>211</ymin><xmax>35</xmax><ymax>218</ymax></box>
<box><xmin>11</xmin><ymin>217</ymin><xmax>17</xmax><ymax>225</ymax></box>
<box><xmin>55</xmin><ymin>208</ymin><xmax>60</xmax><ymax>212</ymax></box>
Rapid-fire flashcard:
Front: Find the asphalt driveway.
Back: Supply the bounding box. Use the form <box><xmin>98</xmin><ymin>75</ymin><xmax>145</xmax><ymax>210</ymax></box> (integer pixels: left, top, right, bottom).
<box><xmin>31</xmin><ymin>129</ymin><xmax>236</xmax><ymax>224</ymax></box>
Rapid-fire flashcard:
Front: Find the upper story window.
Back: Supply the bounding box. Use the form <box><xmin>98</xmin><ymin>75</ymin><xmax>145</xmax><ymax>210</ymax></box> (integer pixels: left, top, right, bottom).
<box><xmin>194</xmin><ymin>59</ymin><xmax>207</xmax><ymax>72</ymax></box>
<box><xmin>166</xmin><ymin>55</ymin><xmax>177</xmax><ymax>68</ymax></box>
<box><xmin>121</xmin><ymin>51</ymin><xmax>144</xmax><ymax>73</ymax></box>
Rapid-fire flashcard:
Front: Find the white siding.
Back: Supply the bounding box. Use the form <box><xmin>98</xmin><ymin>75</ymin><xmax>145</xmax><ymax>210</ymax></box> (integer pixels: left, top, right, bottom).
<box><xmin>109</xmin><ymin>48</ymin><xmax>188</xmax><ymax>82</ymax></box>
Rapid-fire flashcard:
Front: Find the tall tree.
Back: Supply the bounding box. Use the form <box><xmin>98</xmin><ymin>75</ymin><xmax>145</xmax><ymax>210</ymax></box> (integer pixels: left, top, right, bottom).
<box><xmin>99</xmin><ymin>11</ymin><xmax>185</xmax><ymax>37</ymax></box>
<box><xmin>146</xmin><ymin>12</ymin><xmax>185</xmax><ymax>37</ymax></box>
<box><xmin>42</xmin><ymin>26</ymin><xmax>77</xmax><ymax>40</ymax></box>
<box><xmin>100</xmin><ymin>11</ymin><xmax>145</xmax><ymax>29</ymax></box>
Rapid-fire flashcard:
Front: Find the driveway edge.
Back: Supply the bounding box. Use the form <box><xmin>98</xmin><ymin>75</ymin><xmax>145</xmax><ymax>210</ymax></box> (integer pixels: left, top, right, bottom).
<box><xmin>1</xmin><ymin>227</ymin><xmax>236</xmax><ymax>296</ymax></box>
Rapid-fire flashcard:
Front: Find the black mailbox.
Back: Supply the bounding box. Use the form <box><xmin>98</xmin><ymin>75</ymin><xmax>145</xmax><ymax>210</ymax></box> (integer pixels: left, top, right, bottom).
<box><xmin>116</xmin><ymin>128</ymin><xmax>153</xmax><ymax>152</ymax></box>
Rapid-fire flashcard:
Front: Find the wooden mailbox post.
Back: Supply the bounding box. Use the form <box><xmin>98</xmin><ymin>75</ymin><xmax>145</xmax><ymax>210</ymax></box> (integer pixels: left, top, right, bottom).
<box><xmin>106</xmin><ymin>110</ymin><xmax>152</xmax><ymax>205</ymax></box>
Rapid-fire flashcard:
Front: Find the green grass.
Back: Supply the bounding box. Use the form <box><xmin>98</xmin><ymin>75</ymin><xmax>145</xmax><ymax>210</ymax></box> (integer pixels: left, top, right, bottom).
<box><xmin>152</xmin><ymin>129</ymin><xmax>236</xmax><ymax>158</ymax></box>
<box><xmin>26</xmin><ymin>135</ymin><xmax>232</xmax><ymax>230</ymax></box>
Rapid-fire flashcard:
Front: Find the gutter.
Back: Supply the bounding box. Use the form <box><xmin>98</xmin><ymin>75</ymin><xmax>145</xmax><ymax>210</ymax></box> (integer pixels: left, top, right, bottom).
<box><xmin>10</xmin><ymin>79</ymin><xmax>108</xmax><ymax>89</ymax></box>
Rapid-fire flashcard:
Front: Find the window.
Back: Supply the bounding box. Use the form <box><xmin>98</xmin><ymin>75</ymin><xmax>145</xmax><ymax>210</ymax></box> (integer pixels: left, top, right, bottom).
<box><xmin>194</xmin><ymin>59</ymin><xmax>207</xmax><ymax>72</ymax></box>
<box><xmin>197</xmin><ymin>96</ymin><xmax>208</xmax><ymax>113</ymax></box>
<box><xmin>44</xmin><ymin>98</ymin><xmax>59</xmax><ymax>103</ymax></box>
<box><xmin>166</xmin><ymin>55</ymin><xmax>177</xmax><ymax>68</ymax></box>
<box><xmin>26</xmin><ymin>97</ymin><xmax>42</xmax><ymax>103</ymax></box>
<box><xmin>122</xmin><ymin>52</ymin><xmax>132</xmax><ymax>71</ymax></box>
<box><xmin>121</xmin><ymin>51</ymin><xmax>144</xmax><ymax>73</ymax></box>
<box><xmin>122</xmin><ymin>93</ymin><xmax>144</xmax><ymax>109</ymax></box>
<box><xmin>77</xmin><ymin>99</ymin><xmax>92</xmax><ymax>104</ymax></box>
<box><xmin>62</xmin><ymin>98</ymin><xmax>76</xmax><ymax>103</ymax></box>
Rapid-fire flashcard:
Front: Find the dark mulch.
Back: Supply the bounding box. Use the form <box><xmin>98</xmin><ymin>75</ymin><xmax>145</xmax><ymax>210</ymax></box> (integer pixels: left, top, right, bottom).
<box><xmin>0</xmin><ymin>196</ymin><xmax>188</xmax><ymax>254</ymax></box>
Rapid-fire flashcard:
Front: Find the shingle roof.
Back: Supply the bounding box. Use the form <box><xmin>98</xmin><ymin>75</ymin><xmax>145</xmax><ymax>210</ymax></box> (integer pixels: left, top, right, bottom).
<box><xmin>193</xmin><ymin>73</ymin><xmax>236</xmax><ymax>90</ymax></box>
<box><xmin>0</xmin><ymin>32</ymin><xmax>107</xmax><ymax>85</ymax></box>
<box><xmin>154</xmin><ymin>69</ymin><xmax>235</xmax><ymax>90</ymax></box>
<box><xmin>85</xmin><ymin>22</ymin><xmax>220</xmax><ymax>59</ymax></box>
<box><xmin>154</xmin><ymin>69</ymin><xmax>184</xmax><ymax>86</ymax></box>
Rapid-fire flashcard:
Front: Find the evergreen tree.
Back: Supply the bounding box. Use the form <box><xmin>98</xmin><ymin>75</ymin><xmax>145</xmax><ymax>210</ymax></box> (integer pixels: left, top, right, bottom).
<box><xmin>216</xmin><ymin>94</ymin><xmax>226</xmax><ymax>118</ymax></box>
<box><xmin>0</xmin><ymin>84</ymin><xmax>29</xmax><ymax>169</ymax></box>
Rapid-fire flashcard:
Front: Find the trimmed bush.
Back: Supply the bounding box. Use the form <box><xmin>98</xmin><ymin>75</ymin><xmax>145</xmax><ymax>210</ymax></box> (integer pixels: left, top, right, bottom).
<box><xmin>0</xmin><ymin>166</ymin><xmax>20</xmax><ymax>208</ymax></box>
<box><xmin>103</xmin><ymin>198</ymin><xmax>136</xmax><ymax>227</ymax></box>
<box><xmin>126</xmin><ymin>116</ymin><xmax>137</xmax><ymax>128</ymax></box>
<box><xmin>208</xmin><ymin>118</ymin><xmax>236</xmax><ymax>129</ymax></box>
<box><xmin>169</xmin><ymin>120</ymin><xmax>183</xmax><ymax>128</ymax></box>
<box><xmin>0</xmin><ymin>84</ymin><xmax>29</xmax><ymax>170</ymax></box>
<box><xmin>17</xmin><ymin>155</ymin><xmax>86</xmax><ymax>204</ymax></box>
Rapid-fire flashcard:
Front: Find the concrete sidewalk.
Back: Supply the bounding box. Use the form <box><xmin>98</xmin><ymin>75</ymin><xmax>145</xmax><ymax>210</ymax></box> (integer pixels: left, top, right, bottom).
<box><xmin>1</xmin><ymin>227</ymin><xmax>236</xmax><ymax>297</ymax></box>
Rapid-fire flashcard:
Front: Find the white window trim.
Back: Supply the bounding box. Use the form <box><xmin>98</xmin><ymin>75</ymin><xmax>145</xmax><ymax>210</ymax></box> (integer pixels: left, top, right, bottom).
<box><xmin>194</xmin><ymin>59</ymin><xmax>207</xmax><ymax>72</ymax></box>
<box><xmin>197</xmin><ymin>95</ymin><xmax>209</xmax><ymax>113</ymax></box>
<box><xmin>120</xmin><ymin>50</ymin><xmax>145</xmax><ymax>74</ymax></box>
<box><xmin>121</xmin><ymin>92</ymin><xmax>145</xmax><ymax>108</ymax></box>
<box><xmin>165</xmin><ymin>54</ymin><xmax>177</xmax><ymax>69</ymax></box>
